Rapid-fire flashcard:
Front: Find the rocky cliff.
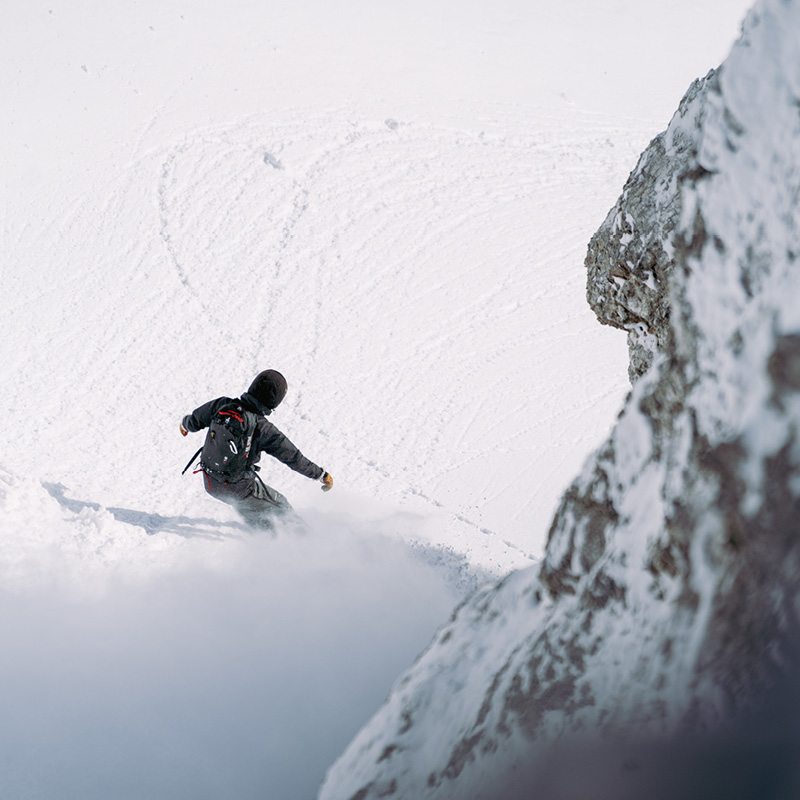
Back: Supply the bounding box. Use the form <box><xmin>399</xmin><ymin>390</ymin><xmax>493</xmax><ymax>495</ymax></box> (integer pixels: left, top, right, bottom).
<box><xmin>319</xmin><ymin>1</ymin><xmax>800</xmax><ymax>797</ymax></box>
<box><xmin>585</xmin><ymin>70</ymin><xmax>715</xmax><ymax>383</ymax></box>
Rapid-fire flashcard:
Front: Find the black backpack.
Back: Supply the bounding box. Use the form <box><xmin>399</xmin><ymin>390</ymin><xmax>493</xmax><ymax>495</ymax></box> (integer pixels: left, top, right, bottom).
<box><xmin>200</xmin><ymin>403</ymin><xmax>257</xmax><ymax>478</ymax></box>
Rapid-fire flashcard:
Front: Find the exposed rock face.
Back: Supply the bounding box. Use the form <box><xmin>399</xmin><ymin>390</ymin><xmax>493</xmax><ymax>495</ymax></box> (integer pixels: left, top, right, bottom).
<box><xmin>585</xmin><ymin>70</ymin><xmax>718</xmax><ymax>382</ymax></box>
<box><xmin>318</xmin><ymin>2</ymin><xmax>800</xmax><ymax>798</ymax></box>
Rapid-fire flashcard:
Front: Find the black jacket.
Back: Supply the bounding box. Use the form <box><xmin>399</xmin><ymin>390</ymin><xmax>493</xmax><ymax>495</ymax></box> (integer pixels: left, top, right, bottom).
<box><xmin>182</xmin><ymin>394</ymin><xmax>324</xmax><ymax>481</ymax></box>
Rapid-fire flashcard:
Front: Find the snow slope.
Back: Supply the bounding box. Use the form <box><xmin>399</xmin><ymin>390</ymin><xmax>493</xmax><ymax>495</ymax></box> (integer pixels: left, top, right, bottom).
<box><xmin>4</xmin><ymin>102</ymin><xmax>650</xmax><ymax>572</ymax></box>
<box><xmin>1</xmin><ymin>1</ymin><xmax>752</xmax><ymax>798</ymax></box>
<box><xmin>2</xmin><ymin>0</ymin><xmax>751</xmax><ymax>571</ymax></box>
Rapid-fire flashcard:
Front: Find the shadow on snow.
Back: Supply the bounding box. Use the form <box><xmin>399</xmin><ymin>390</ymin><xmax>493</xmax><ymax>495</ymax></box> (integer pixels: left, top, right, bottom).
<box><xmin>42</xmin><ymin>482</ymin><xmax>249</xmax><ymax>539</ymax></box>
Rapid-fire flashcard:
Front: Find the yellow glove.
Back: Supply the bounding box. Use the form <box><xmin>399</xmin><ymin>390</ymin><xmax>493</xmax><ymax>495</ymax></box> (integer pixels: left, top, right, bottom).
<box><xmin>180</xmin><ymin>422</ymin><xmax>188</xmax><ymax>437</ymax></box>
<box><xmin>321</xmin><ymin>471</ymin><xmax>334</xmax><ymax>492</ymax></box>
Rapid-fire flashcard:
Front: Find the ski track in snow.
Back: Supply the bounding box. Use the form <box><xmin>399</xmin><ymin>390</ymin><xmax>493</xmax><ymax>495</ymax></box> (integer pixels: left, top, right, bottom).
<box><xmin>3</xmin><ymin>104</ymin><xmax>650</xmax><ymax>579</ymax></box>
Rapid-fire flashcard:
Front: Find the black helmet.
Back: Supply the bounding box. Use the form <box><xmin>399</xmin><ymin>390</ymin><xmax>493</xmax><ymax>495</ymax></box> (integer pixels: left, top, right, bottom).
<box><xmin>248</xmin><ymin>369</ymin><xmax>288</xmax><ymax>411</ymax></box>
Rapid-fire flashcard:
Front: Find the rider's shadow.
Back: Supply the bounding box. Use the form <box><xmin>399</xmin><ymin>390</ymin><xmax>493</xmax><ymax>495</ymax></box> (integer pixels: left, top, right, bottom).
<box><xmin>43</xmin><ymin>482</ymin><xmax>249</xmax><ymax>540</ymax></box>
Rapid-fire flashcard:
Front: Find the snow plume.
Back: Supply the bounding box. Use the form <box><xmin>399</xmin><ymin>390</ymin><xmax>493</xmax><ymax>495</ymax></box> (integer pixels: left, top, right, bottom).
<box><xmin>318</xmin><ymin>1</ymin><xmax>800</xmax><ymax>798</ymax></box>
<box><xmin>0</xmin><ymin>470</ymin><xmax>461</xmax><ymax>800</ymax></box>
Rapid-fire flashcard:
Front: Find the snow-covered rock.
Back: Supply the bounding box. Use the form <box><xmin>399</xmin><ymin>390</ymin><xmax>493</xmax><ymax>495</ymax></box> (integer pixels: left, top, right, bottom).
<box><xmin>318</xmin><ymin>1</ymin><xmax>800</xmax><ymax>797</ymax></box>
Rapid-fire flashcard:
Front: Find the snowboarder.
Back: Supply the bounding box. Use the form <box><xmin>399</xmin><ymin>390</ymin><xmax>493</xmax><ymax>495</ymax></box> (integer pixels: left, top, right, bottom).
<box><xmin>180</xmin><ymin>369</ymin><xmax>333</xmax><ymax>530</ymax></box>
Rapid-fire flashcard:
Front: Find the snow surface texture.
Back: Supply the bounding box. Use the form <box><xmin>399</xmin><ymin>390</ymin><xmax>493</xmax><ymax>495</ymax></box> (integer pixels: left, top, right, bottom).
<box><xmin>2</xmin><ymin>1</ymin><xmax>753</xmax><ymax>798</ymax></box>
<box><xmin>4</xmin><ymin>106</ymin><xmax>651</xmax><ymax>575</ymax></box>
<box><xmin>318</xmin><ymin>1</ymin><xmax>800</xmax><ymax>798</ymax></box>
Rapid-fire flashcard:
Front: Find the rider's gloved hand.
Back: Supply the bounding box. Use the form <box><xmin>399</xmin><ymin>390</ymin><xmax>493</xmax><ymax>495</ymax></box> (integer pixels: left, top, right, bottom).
<box><xmin>180</xmin><ymin>422</ymin><xmax>188</xmax><ymax>436</ymax></box>
<box><xmin>320</xmin><ymin>472</ymin><xmax>334</xmax><ymax>492</ymax></box>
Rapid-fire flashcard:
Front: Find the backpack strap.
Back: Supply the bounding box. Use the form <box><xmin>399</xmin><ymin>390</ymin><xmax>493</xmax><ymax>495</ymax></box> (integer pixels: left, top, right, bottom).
<box><xmin>241</xmin><ymin>409</ymin><xmax>257</xmax><ymax>466</ymax></box>
<box><xmin>181</xmin><ymin>445</ymin><xmax>204</xmax><ymax>475</ymax></box>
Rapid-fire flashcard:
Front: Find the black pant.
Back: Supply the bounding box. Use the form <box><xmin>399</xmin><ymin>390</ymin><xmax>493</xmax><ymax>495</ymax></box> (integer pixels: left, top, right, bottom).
<box><xmin>202</xmin><ymin>470</ymin><xmax>292</xmax><ymax>530</ymax></box>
